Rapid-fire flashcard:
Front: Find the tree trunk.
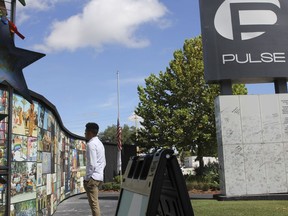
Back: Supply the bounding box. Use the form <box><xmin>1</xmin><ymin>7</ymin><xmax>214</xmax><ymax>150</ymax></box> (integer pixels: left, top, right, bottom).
<box><xmin>196</xmin><ymin>156</ymin><xmax>204</xmax><ymax>176</ymax></box>
<box><xmin>196</xmin><ymin>144</ymin><xmax>204</xmax><ymax>176</ymax></box>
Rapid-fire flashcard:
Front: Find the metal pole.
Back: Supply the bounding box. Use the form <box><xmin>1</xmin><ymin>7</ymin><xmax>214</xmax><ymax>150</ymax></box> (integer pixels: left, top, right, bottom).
<box><xmin>117</xmin><ymin>71</ymin><xmax>120</xmax><ymax>121</ymax></box>
<box><xmin>220</xmin><ymin>80</ymin><xmax>233</xmax><ymax>95</ymax></box>
<box><xmin>6</xmin><ymin>85</ymin><xmax>13</xmax><ymax>216</ymax></box>
<box><xmin>117</xmin><ymin>71</ymin><xmax>123</xmax><ymax>184</ymax></box>
<box><xmin>10</xmin><ymin>0</ymin><xmax>16</xmax><ymax>23</ymax></box>
<box><xmin>274</xmin><ymin>78</ymin><xmax>288</xmax><ymax>94</ymax></box>
<box><xmin>7</xmin><ymin>1</ymin><xmax>17</xmax><ymax>214</ymax></box>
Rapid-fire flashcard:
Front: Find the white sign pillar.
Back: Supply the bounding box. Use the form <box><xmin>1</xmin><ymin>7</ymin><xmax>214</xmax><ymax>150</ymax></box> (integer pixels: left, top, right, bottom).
<box><xmin>215</xmin><ymin>94</ymin><xmax>288</xmax><ymax>197</ymax></box>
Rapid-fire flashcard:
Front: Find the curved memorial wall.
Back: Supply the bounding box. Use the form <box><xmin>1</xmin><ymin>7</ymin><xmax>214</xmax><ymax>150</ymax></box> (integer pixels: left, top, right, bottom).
<box><xmin>0</xmin><ymin>85</ymin><xmax>86</xmax><ymax>215</ymax></box>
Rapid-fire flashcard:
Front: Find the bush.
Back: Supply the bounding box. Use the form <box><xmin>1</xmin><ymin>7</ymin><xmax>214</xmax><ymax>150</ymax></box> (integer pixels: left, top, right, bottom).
<box><xmin>208</xmin><ymin>182</ymin><xmax>220</xmax><ymax>190</ymax></box>
<box><xmin>202</xmin><ymin>162</ymin><xmax>220</xmax><ymax>184</ymax></box>
<box><xmin>185</xmin><ymin>174</ymin><xmax>204</xmax><ymax>182</ymax></box>
<box><xmin>202</xmin><ymin>183</ymin><xmax>210</xmax><ymax>191</ymax></box>
<box><xmin>186</xmin><ymin>181</ymin><xmax>199</xmax><ymax>191</ymax></box>
<box><xmin>185</xmin><ymin>162</ymin><xmax>220</xmax><ymax>191</ymax></box>
<box><xmin>101</xmin><ymin>182</ymin><xmax>120</xmax><ymax>191</ymax></box>
<box><xmin>113</xmin><ymin>175</ymin><xmax>122</xmax><ymax>184</ymax></box>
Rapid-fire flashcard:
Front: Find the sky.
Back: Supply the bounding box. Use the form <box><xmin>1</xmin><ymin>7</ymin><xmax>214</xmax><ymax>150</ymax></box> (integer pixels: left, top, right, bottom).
<box><xmin>11</xmin><ymin>0</ymin><xmax>275</xmax><ymax>136</ymax></box>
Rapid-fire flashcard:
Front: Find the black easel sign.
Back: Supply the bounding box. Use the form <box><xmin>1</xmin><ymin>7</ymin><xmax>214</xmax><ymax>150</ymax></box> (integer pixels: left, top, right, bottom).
<box><xmin>115</xmin><ymin>149</ymin><xmax>194</xmax><ymax>216</ymax></box>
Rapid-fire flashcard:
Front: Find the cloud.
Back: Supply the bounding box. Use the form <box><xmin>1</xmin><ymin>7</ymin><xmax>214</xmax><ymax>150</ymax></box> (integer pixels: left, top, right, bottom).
<box><xmin>33</xmin><ymin>0</ymin><xmax>168</xmax><ymax>52</ymax></box>
<box><xmin>18</xmin><ymin>0</ymin><xmax>71</xmax><ymax>11</ymax></box>
<box><xmin>16</xmin><ymin>0</ymin><xmax>73</xmax><ymax>24</ymax></box>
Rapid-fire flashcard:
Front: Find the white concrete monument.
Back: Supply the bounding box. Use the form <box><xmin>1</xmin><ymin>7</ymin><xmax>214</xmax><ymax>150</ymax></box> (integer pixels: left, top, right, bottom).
<box><xmin>215</xmin><ymin>94</ymin><xmax>288</xmax><ymax>197</ymax></box>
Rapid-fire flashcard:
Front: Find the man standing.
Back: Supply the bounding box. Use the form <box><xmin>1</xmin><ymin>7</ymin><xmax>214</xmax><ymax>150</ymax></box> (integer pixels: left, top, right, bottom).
<box><xmin>84</xmin><ymin>123</ymin><xmax>106</xmax><ymax>216</ymax></box>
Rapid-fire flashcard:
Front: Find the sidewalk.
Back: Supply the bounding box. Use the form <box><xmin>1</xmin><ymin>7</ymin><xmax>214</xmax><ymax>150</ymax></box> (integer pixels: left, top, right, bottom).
<box><xmin>53</xmin><ymin>192</ymin><xmax>119</xmax><ymax>216</ymax></box>
<box><xmin>53</xmin><ymin>191</ymin><xmax>214</xmax><ymax>216</ymax></box>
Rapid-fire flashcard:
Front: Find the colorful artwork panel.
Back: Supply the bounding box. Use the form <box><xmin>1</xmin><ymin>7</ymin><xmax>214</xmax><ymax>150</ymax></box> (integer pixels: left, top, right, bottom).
<box><xmin>12</xmin><ymin>135</ymin><xmax>27</xmax><ymax>161</ymax></box>
<box><xmin>71</xmin><ymin>149</ymin><xmax>78</xmax><ymax>171</ymax></box>
<box><xmin>42</xmin><ymin>110</ymin><xmax>48</xmax><ymax>131</ymax></box>
<box><xmin>46</xmin><ymin>174</ymin><xmax>51</xmax><ymax>195</ymax></box>
<box><xmin>37</xmin><ymin>104</ymin><xmax>45</xmax><ymax>129</ymax></box>
<box><xmin>11</xmin><ymin>162</ymin><xmax>36</xmax><ymax>204</ymax></box>
<box><xmin>61</xmin><ymin>134</ymin><xmax>65</xmax><ymax>152</ymax></box>
<box><xmin>12</xmin><ymin>199</ymin><xmax>36</xmax><ymax>216</ymax></box>
<box><xmin>0</xmin><ymin>117</ymin><xmax>8</xmax><ymax>166</ymax></box>
<box><xmin>80</xmin><ymin>140</ymin><xmax>86</xmax><ymax>151</ymax></box>
<box><xmin>0</xmin><ymin>180</ymin><xmax>7</xmax><ymax>215</ymax></box>
<box><xmin>42</xmin><ymin>174</ymin><xmax>47</xmax><ymax>186</ymax></box>
<box><xmin>37</xmin><ymin>152</ymin><xmax>42</xmax><ymax>163</ymax></box>
<box><xmin>0</xmin><ymin>120</ymin><xmax>7</xmax><ymax>147</ymax></box>
<box><xmin>27</xmin><ymin>137</ymin><xmax>37</xmax><ymax>161</ymax></box>
<box><xmin>78</xmin><ymin>153</ymin><xmax>84</xmax><ymax>167</ymax></box>
<box><xmin>12</xmin><ymin>96</ymin><xmax>38</xmax><ymax>137</ymax></box>
<box><xmin>38</xmin><ymin>128</ymin><xmax>52</xmax><ymax>153</ymax></box>
<box><xmin>42</xmin><ymin>153</ymin><xmax>51</xmax><ymax>174</ymax></box>
<box><xmin>37</xmin><ymin>128</ymin><xmax>43</xmax><ymax>152</ymax></box>
<box><xmin>36</xmin><ymin>186</ymin><xmax>47</xmax><ymax>214</ymax></box>
<box><xmin>42</xmin><ymin>130</ymin><xmax>52</xmax><ymax>152</ymax></box>
<box><xmin>46</xmin><ymin>194</ymin><xmax>52</xmax><ymax>216</ymax></box>
<box><xmin>9</xmin><ymin>91</ymin><xmax>87</xmax><ymax>215</ymax></box>
<box><xmin>26</xmin><ymin>103</ymin><xmax>38</xmax><ymax>137</ymax></box>
<box><xmin>70</xmin><ymin>138</ymin><xmax>76</xmax><ymax>149</ymax></box>
<box><xmin>36</xmin><ymin>163</ymin><xmax>42</xmax><ymax>186</ymax></box>
<box><xmin>0</xmin><ymin>89</ymin><xmax>8</xmax><ymax>114</ymax></box>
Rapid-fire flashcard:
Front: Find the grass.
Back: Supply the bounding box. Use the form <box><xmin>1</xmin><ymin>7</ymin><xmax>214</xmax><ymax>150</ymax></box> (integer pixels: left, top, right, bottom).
<box><xmin>191</xmin><ymin>200</ymin><xmax>288</xmax><ymax>216</ymax></box>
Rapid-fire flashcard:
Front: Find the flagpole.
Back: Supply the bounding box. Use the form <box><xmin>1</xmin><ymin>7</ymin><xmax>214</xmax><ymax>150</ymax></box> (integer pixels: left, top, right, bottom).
<box><xmin>117</xmin><ymin>71</ymin><xmax>120</xmax><ymax>123</ymax></box>
<box><xmin>117</xmin><ymin>71</ymin><xmax>123</xmax><ymax>185</ymax></box>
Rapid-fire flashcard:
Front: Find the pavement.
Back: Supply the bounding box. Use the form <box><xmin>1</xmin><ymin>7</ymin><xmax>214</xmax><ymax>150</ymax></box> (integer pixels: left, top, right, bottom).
<box><xmin>53</xmin><ymin>191</ymin><xmax>214</xmax><ymax>216</ymax></box>
<box><xmin>53</xmin><ymin>192</ymin><xmax>119</xmax><ymax>216</ymax></box>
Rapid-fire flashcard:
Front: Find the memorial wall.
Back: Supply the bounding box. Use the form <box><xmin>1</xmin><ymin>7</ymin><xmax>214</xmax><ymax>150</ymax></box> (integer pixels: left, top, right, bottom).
<box><xmin>215</xmin><ymin>94</ymin><xmax>288</xmax><ymax>197</ymax></box>
<box><xmin>0</xmin><ymin>86</ymin><xmax>86</xmax><ymax>215</ymax></box>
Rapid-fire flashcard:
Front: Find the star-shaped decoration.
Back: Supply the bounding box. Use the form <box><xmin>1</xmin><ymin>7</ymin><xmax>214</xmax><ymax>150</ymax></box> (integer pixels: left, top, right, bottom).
<box><xmin>0</xmin><ymin>23</ymin><xmax>45</xmax><ymax>103</ymax></box>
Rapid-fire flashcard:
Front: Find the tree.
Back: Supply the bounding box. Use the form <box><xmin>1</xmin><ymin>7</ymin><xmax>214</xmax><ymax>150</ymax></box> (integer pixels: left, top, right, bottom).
<box><xmin>135</xmin><ymin>36</ymin><xmax>247</xmax><ymax>174</ymax></box>
<box><xmin>99</xmin><ymin>124</ymin><xmax>136</xmax><ymax>145</ymax></box>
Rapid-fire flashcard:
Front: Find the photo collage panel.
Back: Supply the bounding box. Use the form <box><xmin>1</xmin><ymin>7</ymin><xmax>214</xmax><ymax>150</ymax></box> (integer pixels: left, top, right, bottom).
<box><xmin>8</xmin><ymin>92</ymin><xmax>87</xmax><ymax>215</ymax></box>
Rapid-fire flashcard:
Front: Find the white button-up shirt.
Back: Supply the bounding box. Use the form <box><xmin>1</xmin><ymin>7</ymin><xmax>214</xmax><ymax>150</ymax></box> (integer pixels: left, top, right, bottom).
<box><xmin>85</xmin><ymin>136</ymin><xmax>106</xmax><ymax>181</ymax></box>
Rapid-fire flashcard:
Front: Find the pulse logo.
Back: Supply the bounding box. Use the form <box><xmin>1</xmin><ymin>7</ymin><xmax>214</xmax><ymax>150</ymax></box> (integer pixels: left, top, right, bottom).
<box><xmin>214</xmin><ymin>0</ymin><xmax>281</xmax><ymax>41</ymax></box>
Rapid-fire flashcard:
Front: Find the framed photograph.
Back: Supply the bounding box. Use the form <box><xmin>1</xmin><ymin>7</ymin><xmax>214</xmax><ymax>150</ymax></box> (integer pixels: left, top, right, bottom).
<box><xmin>0</xmin><ymin>89</ymin><xmax>8</xmax><ymax>114</ymax></box>
<box><xmin>11</xmin><ymin>162</ymin><xmax>37</xmax><ymax>203</ymax></box>
<box><xmin>42</xmin><ymin>152</ymin><xmax>51</xmax><ymax>174</ymax></box>
<box><xmin>38</xmin><ymin>104</ymin><xmax>45</xmax><ymax>129</ymax></box>
<box><xmin>36</xmin><ymin>185</ymin><xmax>47</xmax><ymax>212</ymax></box>
<box><xmin>38</xmin><ymin>129</ymin><xmax>52</xmax><ymax>153</ymax></box>
<box><xmin>12</xmin><ymin>135</ymin><xmax>27</xmax><ymax>161</ymax></box>
<box><xmin>27</xmin><ymin>137</ymin><xmax>37</xmax><ymax>161</ymax></box>
<box><xmin>13</xmin><ymin>199</ymin><xmax>36</xmax><ymax>216</ymax></box>
<box><xmin>46</xmin><ymin>174</ymin><xmax>51</xmax><ymax>195</ymax></box>
<box><xmin>12</xmin><ymin>96</ymin><xmax>38</xmax><ymax>137</ymax></box>
<box><xmin>37</xmin><ymin>152</ymin><xmax>42</xmax><ymax>163</ymax></box>
<box><xmin>36</xmin><ymin>163</ymin><xmax>42</xmax><ymax>186</ymax></box>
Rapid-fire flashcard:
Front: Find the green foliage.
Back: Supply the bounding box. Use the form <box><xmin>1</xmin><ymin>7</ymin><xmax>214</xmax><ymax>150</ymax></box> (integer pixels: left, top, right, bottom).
<box><xmin>186</xmin><ymin>181</ymin><xmax>218</xmax><ymax>191</ymax></box>
<box><xmin>194</xmin><ymin>162</ymin><xmax>219</xmax><ymax>183</ymax></box>
<box><xmin>101</xmin><ymin>175</ymin><xmax>122</xmax><ymax>191</ymax></box>
<box><xmin>186</xmin><ymin>162</ymin><xmax>220</xmax><ymax>191</ymax></box>
<box><xmin>113</xmin><ymin>175</ymin><xmax>122</xmax><ymax>184</ymax></box>
<box><xmin>101</xmin><ymin>182</ymin><xmax>120</xmax><ymax>191</ymax></box>
<box><xmin>98</xmin><ymin>124</ymin><xmax>136</xmax><ymax>145</ymax></box>
<box><xmin>135</xmin><ymin>36</ymin><xmax>247</xmax><ymax>156</ymax></box>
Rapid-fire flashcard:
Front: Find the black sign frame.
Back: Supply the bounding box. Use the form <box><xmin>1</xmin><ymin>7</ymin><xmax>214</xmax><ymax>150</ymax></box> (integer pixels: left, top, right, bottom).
<box><xmin>199</xmin><ymin>0</ymin><xmax>288</xmax><ymax>84</ymax></box>
<box><xmin>115</xmin><ymin>149</ymin><xmax>194</xmax><ymax>216</ymax></box>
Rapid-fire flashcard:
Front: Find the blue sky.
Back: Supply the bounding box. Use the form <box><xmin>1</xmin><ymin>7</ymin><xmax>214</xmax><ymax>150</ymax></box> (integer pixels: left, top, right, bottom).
<box><xmin>12</xmin><ymin>0</ymin><xmax>275</xmax><ymax>136</ymax></box>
